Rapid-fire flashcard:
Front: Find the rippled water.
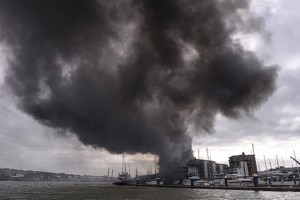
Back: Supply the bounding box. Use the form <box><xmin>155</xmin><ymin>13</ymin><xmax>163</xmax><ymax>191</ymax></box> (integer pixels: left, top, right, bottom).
<box><xmin>1</xmin><ymin>181</ymin><xmax>300</xmax><ymax>200</ymax></box>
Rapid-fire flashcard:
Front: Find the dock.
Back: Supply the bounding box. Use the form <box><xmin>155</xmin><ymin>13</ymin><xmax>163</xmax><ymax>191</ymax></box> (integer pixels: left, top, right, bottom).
<box><xmin>134</xmin><ymin>184</ymin><xmax>300</xmax><ymax>192</ymax></box>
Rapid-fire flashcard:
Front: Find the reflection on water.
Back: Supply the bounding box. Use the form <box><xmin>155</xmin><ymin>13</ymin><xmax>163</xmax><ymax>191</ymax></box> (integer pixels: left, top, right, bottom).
<box><xmin>1</xmin><ymin>181</ymin><xmax>300</xmax><ymax>200</ymax></box>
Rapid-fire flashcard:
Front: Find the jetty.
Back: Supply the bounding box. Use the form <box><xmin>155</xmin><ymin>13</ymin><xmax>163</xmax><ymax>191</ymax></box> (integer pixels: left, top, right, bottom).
<box><xmin>134</xmin><ymin>184</ymin><xmax>300</xmax><ymax>192</ymax></box>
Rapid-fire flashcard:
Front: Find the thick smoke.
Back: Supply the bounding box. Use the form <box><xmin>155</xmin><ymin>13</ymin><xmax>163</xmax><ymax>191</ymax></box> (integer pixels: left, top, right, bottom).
<box><xmin>0</xmin><ymin>0</ymin><xmax>277</xmax><ymax>177</ymax></box>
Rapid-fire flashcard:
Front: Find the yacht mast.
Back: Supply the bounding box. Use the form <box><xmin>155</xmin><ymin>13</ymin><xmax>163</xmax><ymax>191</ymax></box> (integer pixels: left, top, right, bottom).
<box><xmin>206</xmin><ymin>147</ymin><xmax>209</xmax><ymax>160</ymax></box>
<box><xmin>268</xmin><ymin>158</ymin><xmax>273</xmax><ymax>170</ymax></box>
<box><xmin>122</xmin><ymin>153</ymin><xmax>125</xmax><ymax>173</ymax></box>
<box><xmin>263</xmin><ymin>155</ymin><xmax>268</xmax><ymax>171</ymax></box>
<box><xmin>276</xmin><ymin>155</ymin><xmax>280</xmax><ymax>168</ymax></box>
<box><xmin>281</xmin><ymin>157</ymin><xmax>286</xmax><ymax>167</ymax></box>
<box><xmin>155</xmin><ymin>156</ymin><xmax>157</xmax><ymax>179</ymax></box>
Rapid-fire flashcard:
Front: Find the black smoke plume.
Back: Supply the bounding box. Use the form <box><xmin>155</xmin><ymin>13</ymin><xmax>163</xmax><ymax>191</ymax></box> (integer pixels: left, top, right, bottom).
<box><xmin>0</xmin><ymin>0</ymin><xmax>277</xmax><ymax>177</ymax></box>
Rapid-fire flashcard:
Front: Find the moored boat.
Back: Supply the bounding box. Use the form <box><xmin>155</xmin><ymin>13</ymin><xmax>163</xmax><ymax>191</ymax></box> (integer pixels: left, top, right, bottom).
<box><xmin>113</xmin><ymin>171</ymin><xmax>131</xmax><ymax>185</ymax></box>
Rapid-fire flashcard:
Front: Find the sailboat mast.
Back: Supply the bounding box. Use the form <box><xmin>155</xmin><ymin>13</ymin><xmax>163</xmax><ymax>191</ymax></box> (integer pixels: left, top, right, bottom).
<box><xmin>122</xmin><ymin>153</ymin><xmax>125</xmax><ymax>173</ymax></box>
<box><xmin>155</xmin><ymin>156</ymin><xmax>157</xmax><ymax>179</ymax></box>
<box><xmin>281</xmin><ymin>157</ymin><xmax>286</xmax><ymax>167</ymax></box>
<box><xmin>136</xmin><ymin>167</ymin><xmax>138</xmax><ymax>178</ymax></box>
<box><xmin>206</xmin><ymin>147</ymin><xmax>209</xmax><ymax>160</ymax></box>
<box><xmin>263</xmin><ymin>155</ymin><xmax>268</xmax><ymax>171</ymax></box>
<box><xmin>268</xmin><ymin>158</ymin><xmax>273</xmax><ymax>170</ymax></box>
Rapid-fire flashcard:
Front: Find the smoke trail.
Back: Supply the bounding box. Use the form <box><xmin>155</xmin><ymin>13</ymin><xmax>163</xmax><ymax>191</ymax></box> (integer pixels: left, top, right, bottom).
<box><xmin>0</xmin><ymin>0</ymin><xmax>277</xmax><ymax>177</ymax></box>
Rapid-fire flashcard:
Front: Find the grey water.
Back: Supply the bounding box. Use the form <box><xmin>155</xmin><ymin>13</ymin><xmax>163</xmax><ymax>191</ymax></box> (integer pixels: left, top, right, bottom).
<box><xmin>0</xmin><ymin>181</ymin><xmax>300</xmax><ymax>200</ymax></box>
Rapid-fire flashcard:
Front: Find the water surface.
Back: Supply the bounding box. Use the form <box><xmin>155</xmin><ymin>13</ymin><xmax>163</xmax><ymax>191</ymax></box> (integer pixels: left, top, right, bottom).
<box><xmin>1</xmin><ymin>181</ymin><xmax>300</xmax><ymax>200</ymax></box>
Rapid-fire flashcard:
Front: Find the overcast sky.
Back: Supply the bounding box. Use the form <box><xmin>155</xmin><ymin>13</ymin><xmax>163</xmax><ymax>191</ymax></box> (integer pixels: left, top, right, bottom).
<box><xmin>0</xmin><ymin>0</ymin><xmax>300</xmax><ymax>176</ymax></box>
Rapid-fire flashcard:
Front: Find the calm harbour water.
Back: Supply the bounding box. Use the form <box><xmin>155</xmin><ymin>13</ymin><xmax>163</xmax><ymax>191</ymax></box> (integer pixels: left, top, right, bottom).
<box><xmin>1</xmin><ymin>181</ymin><xmax>300</xmax><ymax>200</ymax></box>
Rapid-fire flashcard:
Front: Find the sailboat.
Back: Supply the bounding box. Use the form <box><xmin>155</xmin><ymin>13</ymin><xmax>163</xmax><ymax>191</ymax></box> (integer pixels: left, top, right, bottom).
<box><xmin>113</xmin><ymin>171</ymin><xmax>130</xmax><ymax>185</ymax></box>
<box><xmin>113</xmin><ymin>153</ymin><xmax>131</xmax><ymax>185</ymax></box>
<box><xmin>146</xmin><ymin>156</ymin><xmax>162</xmax><ymax>185</ymax></box>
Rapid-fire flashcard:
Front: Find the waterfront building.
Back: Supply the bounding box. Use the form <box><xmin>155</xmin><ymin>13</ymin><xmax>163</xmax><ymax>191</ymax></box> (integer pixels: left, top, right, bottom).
<box><xmin>216</xmin><ymin>163</ymin><xmax>228</xmax><ymax>175</ymax></box>
<box><xmin>186</xmin><ymin>159</ymin><xmax>228</xmax><ymax>180</ymax></box>
<box><xmin>228</xmin><ymin>152</ymin><xmax>258</xmax><ymax>176</ymax></box>
<box><xmin>182</xmin><ymin>166</ymin><xmax>198</xmax><ymax>177</ymax></box>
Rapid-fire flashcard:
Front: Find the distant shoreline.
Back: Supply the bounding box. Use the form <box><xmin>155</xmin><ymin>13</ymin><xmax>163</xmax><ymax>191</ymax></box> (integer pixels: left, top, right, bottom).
<box><xmin>0</xmin><ymin>167</ymin><xmax>115</xmax><ymax>182</ymax></box>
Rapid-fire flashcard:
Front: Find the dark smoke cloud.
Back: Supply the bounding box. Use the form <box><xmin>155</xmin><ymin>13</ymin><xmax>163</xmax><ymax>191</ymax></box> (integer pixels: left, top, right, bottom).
<box><xmin>0</xmin><ymin>0</ymin><xmax>277</xmax><ymax>177</ymax></box>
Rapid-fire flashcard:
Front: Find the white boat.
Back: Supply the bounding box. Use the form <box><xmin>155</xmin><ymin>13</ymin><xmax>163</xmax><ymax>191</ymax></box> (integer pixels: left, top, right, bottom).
<box><xmin>268</xmin><ymin>180</ymin><xmax>298</xmax><ymax>186</ymax></box>
<box><xmin>227</xmin><ymin>177</ymin><xmax>265</xmax><ymax>187</ymax></box>
<box><xmin>182</xmin><ymin>176</ymin><xmax>199</xmax><ymax>186</ymax></box>
<box><xmin>182</xmin><ymin>176</ymin><xmax>209</xmax><ymax>186</ymax></box>
<box><xmin>227</xmin><ymin>178</ymin><xmax>254</xmax><ymax>187</ymax></box>
<box><xmin>212</xmin><ymin>179</ymin><xmax>225</xmax><ymax>186</ymax></box>
<box><xmin>146</xmin><ymin>180</ymin><xmax>157</xmax><ymax>185</ymax></box>
<box><xmin>146</xmin><ymin>179</ymin><xmax>164</xmax><ymax>185</ymax></box>
<box><xmin>194</xmin><ymin>180</ymin><xmax>210</xmax><ymax>186</ymax></box>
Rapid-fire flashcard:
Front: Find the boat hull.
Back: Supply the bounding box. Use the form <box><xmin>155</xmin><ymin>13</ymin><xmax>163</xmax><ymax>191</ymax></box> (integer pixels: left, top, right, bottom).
<box><xmin>113</xmin><ymin>182</ymin><xmax>128</xmax><ymax>185</ymax></box>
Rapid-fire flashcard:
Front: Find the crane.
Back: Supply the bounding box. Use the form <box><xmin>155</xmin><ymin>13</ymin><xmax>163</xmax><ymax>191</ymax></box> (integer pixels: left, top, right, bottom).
<box><xmin>291</xmin><ymin>156</ymin><xmax>300</xmax><ymax>185</ymax></box>
<box><xmin>291</xmin><ymin>156</ymin><xmax>300</xmax><ymax>165</ymax></box>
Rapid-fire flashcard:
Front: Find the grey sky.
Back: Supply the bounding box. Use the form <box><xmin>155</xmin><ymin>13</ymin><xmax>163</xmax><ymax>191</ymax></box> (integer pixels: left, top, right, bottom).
<box><xmin>0</xmin><ymin>0</ymin><xmax>300</xmax><ymax>176</ymax></box>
